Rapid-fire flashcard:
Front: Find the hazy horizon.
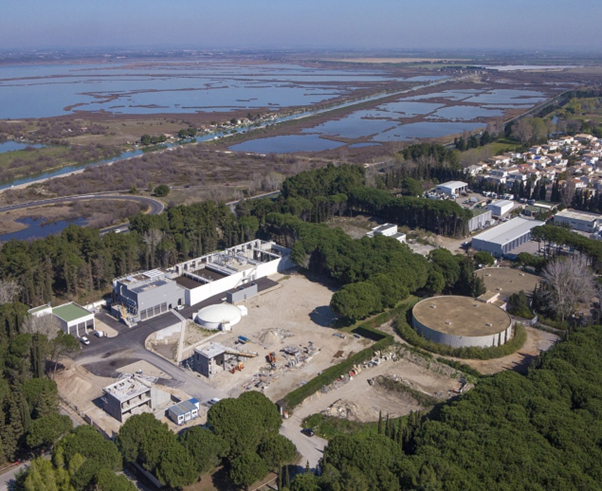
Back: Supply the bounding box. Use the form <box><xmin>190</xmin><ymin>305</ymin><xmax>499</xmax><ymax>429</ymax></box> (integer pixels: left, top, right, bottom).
<box><xmin>2</xmin><ymin>0</ymin><xmax>601</xmax><ymax>53</ymax></box>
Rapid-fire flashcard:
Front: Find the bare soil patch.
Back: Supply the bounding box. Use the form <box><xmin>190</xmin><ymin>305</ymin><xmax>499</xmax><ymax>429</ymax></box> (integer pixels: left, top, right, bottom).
<box><xmin>186</xmin><ymin>272</ymin><xmax>367</xmax><ymax>401</ymax></box>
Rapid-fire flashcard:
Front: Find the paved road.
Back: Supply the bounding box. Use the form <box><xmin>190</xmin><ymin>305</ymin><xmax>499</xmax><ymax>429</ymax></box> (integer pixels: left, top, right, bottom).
<box><xmin>77</xmin><ymin>312</ymin><xmax>230</xmax><ymax>403</ymax></box>
<box><xmin>280</xmin><ymin>415</ymin><xmax>327</xmax><ymax>472</ymax></box>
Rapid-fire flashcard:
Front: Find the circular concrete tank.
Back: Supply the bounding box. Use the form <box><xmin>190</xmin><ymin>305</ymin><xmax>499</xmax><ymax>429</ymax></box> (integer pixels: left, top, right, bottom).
<box><xmin>195</xmin><ymin>304</ymin><xmax>242</xmax><ymax>330</ymax></box>
<box><xmin>412</xmin><ymin>296</ymin><xmax>513</xmax><ymax>348</ymax></box>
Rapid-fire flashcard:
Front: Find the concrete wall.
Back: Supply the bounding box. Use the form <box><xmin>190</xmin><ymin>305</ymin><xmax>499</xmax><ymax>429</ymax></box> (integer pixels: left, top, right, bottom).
<box><xmin>412</xmin><ymin>316</ymin><xmax>513</xmax><ymax>348</ymax></box>
<box><xmin>468</xmin><ymin>210</ymin><xmax>492</xmax><ymax>232</ymax></box>
<box><xmin>137</xmin><ymin>283</ymin><xmax>185</xmax><ymax>321</ymax></box>
<box><xmin>61</xmin><ymin>314</ymin><xmax>95</xmax><ymax>337</ymax></box>
<box><xmin>227</xmin><ymin>283</ymin><xmax>258</xmax><ymax>303</ymax></box>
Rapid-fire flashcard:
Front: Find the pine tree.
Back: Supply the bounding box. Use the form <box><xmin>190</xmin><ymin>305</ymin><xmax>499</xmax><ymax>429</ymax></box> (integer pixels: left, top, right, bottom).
<box><xmin>377</xmin><ymin>410</ymin><xmax>383</xmax><ymax>435</ymax></box>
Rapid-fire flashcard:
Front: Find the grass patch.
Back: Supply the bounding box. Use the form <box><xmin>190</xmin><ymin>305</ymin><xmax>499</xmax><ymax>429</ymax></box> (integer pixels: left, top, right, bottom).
<box><xmin>302</xmin><ymin>413</ymin><xmax>379</xmax><ymax>440</ymax></box>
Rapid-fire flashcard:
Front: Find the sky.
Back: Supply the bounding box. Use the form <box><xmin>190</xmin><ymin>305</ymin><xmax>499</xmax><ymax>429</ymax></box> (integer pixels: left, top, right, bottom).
<box><xmin>1</xmin><ymin>0</ymin><xmax>601</xmax><ymax>52</ymax></box>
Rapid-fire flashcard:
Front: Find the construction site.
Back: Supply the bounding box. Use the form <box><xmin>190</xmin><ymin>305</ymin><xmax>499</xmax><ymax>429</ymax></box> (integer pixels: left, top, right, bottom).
<box><xmin>182</xmin><ymin>273</ymin><xmax>368</xmax><ymax>401</ymax></box>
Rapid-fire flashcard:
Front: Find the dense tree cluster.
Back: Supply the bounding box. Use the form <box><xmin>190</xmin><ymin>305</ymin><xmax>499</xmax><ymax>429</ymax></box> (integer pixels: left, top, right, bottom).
<box><xmin>206</xmin><ymin>391</ymin><xmax>296</xmax><ymax>489</ymax></box>
<box><xmin>293</xmin><ymin>324</ymin><xmax>602</xmax><ymax>491</ymax></box>
<box><xmin>16</xmin><ymin>426</ymin><xmax>135</xmax><ymax>491</ymax></box>
<box><xmin>0</xmin><ymin>303</ymin><xmax>78</xmax><ymax>465</ymax></box>
<box><xmin>347</xmin><ymin>187</ymin><xmax>471</xmax><ymax>238</ymax></box>
<box><xmin>428</xmin><ymin>248</ymin><xmax>486</xmax><ymax>297</ymax></box>
<box><xmin>532</xmin><ymin>224</ymin><xmax>602</xmax><ymax>270</ymax></box>
<box><xmin>113</xmin><ymin>392</ymin><xmax>296</xmax><ymax>489</ymax></box>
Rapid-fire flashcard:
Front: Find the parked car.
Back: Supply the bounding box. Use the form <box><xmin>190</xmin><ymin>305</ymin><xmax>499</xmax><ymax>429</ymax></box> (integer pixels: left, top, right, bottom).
<box><xmin>207</xmin><ymin>398</ymin><xmax>221</xmax><ymax>406</ymax></box>
<box><xmin>80</xmin><ymin>336</ymin><xmax>90</xmax><ymax>345</ymax></box>
<box><xmin>176</xmin><ymin>305</ymin><xmax>185</xmax><ymax>311</ymax></box>
<box><xmin>301</xmin><ymin>428</ymin><xmax>315</xmax><ymax>437</ymax></box>
<box><xmin>94</xmin><ymin>330</ymin><xmax>104</xmax><ymax>338</ymax></box>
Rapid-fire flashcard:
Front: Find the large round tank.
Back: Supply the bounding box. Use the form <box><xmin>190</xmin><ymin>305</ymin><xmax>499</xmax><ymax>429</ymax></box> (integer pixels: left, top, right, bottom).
<box><xmin>412</xmin><ymin>296</ymin><xmax>513</xmax><ymax>348</ymax></box>
<box><xmin>195</xmin><ymin>304</ymin><xmax>243</xmax><ymax>330</ymax></box>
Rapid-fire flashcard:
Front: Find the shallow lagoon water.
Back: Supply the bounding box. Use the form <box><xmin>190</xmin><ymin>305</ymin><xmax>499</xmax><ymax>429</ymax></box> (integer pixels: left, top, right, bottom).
<box><xmin>229</xmin><ymin>134</ymin><xmax>344</xmax><ymax>153</ymax></box>
<box><xmin>0</xmin><ymin>217</ymin><xmax>87</xmax><ymax>242</ymax></box>
<box><xmin>0</xmin><ymin>61</ymin><xmax>413</xmax><ymax>119</ymax></box>
<box><xmin>0</xmin><ymin>141</ymin><xmax>45</xmax><ymax>153</ymax></box>
<box><xmin>373</xmin><ymin>121</ymin><xmax>486</xmax><ymax>142</ymax></box>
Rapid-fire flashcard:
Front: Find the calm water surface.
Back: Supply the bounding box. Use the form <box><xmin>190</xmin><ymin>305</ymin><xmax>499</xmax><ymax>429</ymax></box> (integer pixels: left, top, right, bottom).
<box><xmin>0</xmin><ymin>217</ymin><xmax>87</xmax><ymax>242</ymax></box>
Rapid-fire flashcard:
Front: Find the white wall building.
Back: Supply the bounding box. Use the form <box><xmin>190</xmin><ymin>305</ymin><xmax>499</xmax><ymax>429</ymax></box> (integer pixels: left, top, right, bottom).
<box><xmin>471</xmin><ymin>217</ymin><xmax>545</xmax><ymax>257</ymax></box>
<box><xmin>487</xmin><ymin>200</ymin><xmax>514</xmax><ymax>217</ymax></box>
<box><xmin>435</xmin><ymin>181</ymin><xmax>468</xmax><ymax>197</ymax></box>
<box><xmin>553</xmin><ymin>209</ymin><xmax>602</xmax><ymax>233</ymax></box>
<box><xmin>365</xmin><ymin>223</ymin><xmax>406</xmax><ymax>243</ymax></box>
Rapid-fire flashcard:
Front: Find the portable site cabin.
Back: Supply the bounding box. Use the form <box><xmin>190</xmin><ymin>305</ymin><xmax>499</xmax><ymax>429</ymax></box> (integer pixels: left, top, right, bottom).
<box><xmin>167</xmin><ymin>398</ymin><xmax>201</xmax><ymax>426</ymax></box>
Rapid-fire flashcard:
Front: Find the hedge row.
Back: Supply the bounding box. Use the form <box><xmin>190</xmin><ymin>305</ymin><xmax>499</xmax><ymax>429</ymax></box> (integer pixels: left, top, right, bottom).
<box><xmin>282</xmin><ymin>331</ymin><xmax>393</xmax><ymax>409</ymax></box>
<box><xmin>395</xmin><ymin>315</ymin><xmax>528</xmax><ymax>360</ymax></box>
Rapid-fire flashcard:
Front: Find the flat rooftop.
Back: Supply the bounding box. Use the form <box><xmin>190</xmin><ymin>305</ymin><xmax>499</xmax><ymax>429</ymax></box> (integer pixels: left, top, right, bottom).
<box><xmin>476</xmin><ymin>267</ymin><xmax>540</xmax><ymax>301</ymax></box>
<box><xmin>195</xmin><ymin>342</ymin><xmax>227</xmax><ymax>359</ymax></box>
<box><xmin>103</xmin><ymin>375</ymin><xmax>154</xmax><ymax>403</ymax></box>
<box><xmin>192</xmin><ymin>267</ymin><xmax>229</xmax><ymax>281</ymax></box>
<box><xmin>413</xmin><ymin>296</ymin><xmax>512</xmax><ymax>337</ymax></box>
<box><xmin>555</xmin><ymin>209</ymin><xmax>602</xmax><ymax>222</ymax></box>
<box><xmin>472</xmin><ymin>217</ymin><xmax>545</xmax><ymax>247</ymax></box>
<box><xmin>438</xmin><ymin>180</ymin><xmax>467</xmax><ymax>188</ymax></box>
<box><xmin>52</xmin><ymin>303</ymin><xmax>92</xmax><ymax>322</ymax></box>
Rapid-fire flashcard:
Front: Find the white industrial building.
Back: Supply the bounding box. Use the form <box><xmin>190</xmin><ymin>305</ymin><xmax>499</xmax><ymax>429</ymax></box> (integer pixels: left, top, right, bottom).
<box><xmin>471</xmin><ymin>217</ymin><xmax>545</xmax><ymax>257</ymax></box>
<box><xmin>435</xmin><ymin>181</ymin><xmax>468</xmax><ymax>197</ymax></box>
<box><xmin>365</xmin><ymin>223</ymin><xmax>406</xmax><ymax>243</ymax></box>
<box><xmin>553</xmin><ymin>209</ymin><xmax>602</xmax><ymax>233</ymax></box>
<box><xmin>487</xmin><ymin>199</ymin><xmax>514</xmax><ymax>218</ymax></box>
<box><xmin>27</xmin><ymin>302</ymin><xmax>95</xmax><ymax>337</ymax></box>
<box><xmin>112</xmin><ymin>239</ymin><xmax>293</xmax><ymax>326</ymax></box>
<box><xmin>172</xmin><ymin>240</ymin><xmax>294</xmax><ymax>307</ymax></box>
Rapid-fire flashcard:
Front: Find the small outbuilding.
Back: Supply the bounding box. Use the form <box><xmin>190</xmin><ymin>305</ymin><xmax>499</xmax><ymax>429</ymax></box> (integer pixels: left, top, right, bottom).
<box><xmin>167</xmin><ymin>398</ymin><xmax>200</xmax><ymax>425</ymax></box>
<box><xmin>52</xmin><ymin>302</ymin><xmax>95</xmax><ymax>337</ymax></box>
<box><xmin>487</xmin><ymin>199</ymin><xmax>514</xmax><ymax>217</ymax></box>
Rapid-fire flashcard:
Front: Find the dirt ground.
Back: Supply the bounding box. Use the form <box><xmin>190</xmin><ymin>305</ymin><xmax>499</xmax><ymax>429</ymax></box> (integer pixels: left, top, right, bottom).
<box><xmin>447</xmin><ymin>326</ymin><xmax>559</xmax><ymax>375</ymax></box>
<box><xmin>55</xmin><ymin>356</ymin><xmax>191</xmax><ymax>436</ymax></box>
<box><xmin>191</xmin><ymin>272</ymin><xmax>367</xmax><ymax>401</ymax></box>
<box><xmin>291</xmin><ymin>347</ymin><xmax>463</xmax><ymax>423</ymax></box>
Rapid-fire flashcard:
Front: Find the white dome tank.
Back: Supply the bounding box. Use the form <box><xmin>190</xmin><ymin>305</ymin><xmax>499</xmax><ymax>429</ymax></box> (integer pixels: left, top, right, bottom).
<box><xmin>195</xmin><ymin>304</ymin><xmax>243</xmax><ymax>330</ymax></box>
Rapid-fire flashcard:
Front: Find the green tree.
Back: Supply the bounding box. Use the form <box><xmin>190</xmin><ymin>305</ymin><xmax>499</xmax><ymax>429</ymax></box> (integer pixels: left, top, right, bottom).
<box><xmin>179</xmin><ymin>426</ymin><xmax>226</xmax><ymax>473</ymax></box>
<box><xmin>474</xmin><ymin>251</ymin><xmax>495</xmax><ymax>267</ymax></box>
<box><xmin>155</xmin><ymin>441</ymin><xmax>198</xmax><ymax>489</ymax></box>
<box><xmin>26</xmin><ymin>414</ymin><xmax>73</xmax><ymax>454</ymax></box>
<box><xmin>229</xmin><ymin>452</ymin><xmax>269</xmax><ymax>490</ymax></box>
<box><xmin>258</xmin><ymin>434</ymin><xmax>297</xmax><ymax>471</ymax></box>
<box><xmin>330</xmin><ymin>282</ymin><xmax>382</xmax><ymax>321</ymax></box>
<box><xmin>290</xmin><ymin>472</ymin><xmax>321</xmax><ymax>491</ymax></box>
<box><xmin>207</xmin><ymin>398</ymin><xmax>263</xmax><ymax>459</ymax></box>
<box><xmin>401</xmin><ymin>178</ymin><xmax>423</xmax><ymax>197</ymax></box>
<box><xmin>94</xmin><ymin>468</ymin><xmax>138</xmax><ymax>491</ymax></box>
<box><xmin>18</xmin><ymin>457</ymin><xmax>72</xmax><ymax>491</ymax></box>
<box><xmin>50</xmin><ymin>332</ymin><xmax>79</xmax><ymax>379</ymax></box>
<box><xmin>140</xmin><ymin>135</ymin><xmax>151</xmax><ymax>146</ymax></box>
<box><xmin>153</xmin><ymin>185</ymin><xmax>170</xmax><ymax>197</ymax></box>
